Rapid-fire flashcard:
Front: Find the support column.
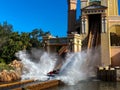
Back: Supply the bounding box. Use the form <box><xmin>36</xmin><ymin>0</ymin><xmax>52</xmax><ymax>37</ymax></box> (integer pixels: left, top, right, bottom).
<box><xmin>81</xmin><ymin>16</ymin><xmax>87</xmax><ymax>34</ymax></box>
<box><xmin>68</xmin><ymin>34</ymin><xmax>81</xmax><ymax>52</ymax></box>
<box><xmin>101</xmin><ymin>15</ymin><xmax>107</xmax><ymax>33</ymax></box>
<box><xmin>42</xmin><ymin>35</ymin><xmax>52</xmax><ymax>53</ymax></box>
<box><xmin>77</xmin><ymin>39</ymin><xmax>82</xmax><ymax>52</ymax></box>
<box><xmin>101</xmin><ymin>14</ymin><xmax>110</xmax><ymax>66</ymax></box>
<box><xmin>73</xmin><ymin>39</ymin><xmax>77</xmax><ymax>52</ymax></box>
<box><xmin>101</xmin><ymin>33</ymin><xmax>111</xmax><ymax>66</ymax></box>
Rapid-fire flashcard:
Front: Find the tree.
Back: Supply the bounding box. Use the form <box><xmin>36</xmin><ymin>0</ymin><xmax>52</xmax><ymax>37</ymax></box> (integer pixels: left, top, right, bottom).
<box><xmin>0</xmin><ymin>22</ymin><xmax>12</xmax><ymax>47</ymax></box>
<box><xmin>0</xmin><ymin>32</ymin><xmax>32</xmax><ymax>63</ymax></box>
<box><xmin>29</xmin><ymin>28</ymin><xmax>50</xmax><ymax>48</ymax></box>
<box><xmin>0</xmin><ymin>22</ymin><xmax>51</xmax><ymax>63</ymax></box>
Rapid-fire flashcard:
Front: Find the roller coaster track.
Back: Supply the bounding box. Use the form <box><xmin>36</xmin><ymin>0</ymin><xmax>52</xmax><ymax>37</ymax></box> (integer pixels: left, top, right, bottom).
<box><xmin>58</xmin><ymin>46</ymin><xmax>68</xmax><ymax>55</ymax></box>
<box><xmin>87</xmin><ymin>16</ymin><xmax>100</xmax><ymax>49</ymax></box>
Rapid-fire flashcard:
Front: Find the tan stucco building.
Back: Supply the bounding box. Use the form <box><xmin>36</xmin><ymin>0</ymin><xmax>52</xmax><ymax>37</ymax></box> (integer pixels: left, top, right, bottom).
<box><xmin>43</xmin><ymin>0</ymin><xmax>120</xmax><ymax>66</ymax></box>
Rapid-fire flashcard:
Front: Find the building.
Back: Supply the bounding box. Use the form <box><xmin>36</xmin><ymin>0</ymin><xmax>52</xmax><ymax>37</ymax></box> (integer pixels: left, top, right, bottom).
<box><xmin>43</xmin><ymin>0</ymin><xmax>120</xmax><ymax>66</ymax></box>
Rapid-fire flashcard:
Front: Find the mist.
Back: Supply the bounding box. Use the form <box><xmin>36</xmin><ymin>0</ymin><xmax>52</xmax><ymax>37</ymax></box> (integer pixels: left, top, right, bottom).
<box><xmin>15</xmin><ymin>47</ymin><xmax>101</xmax><ymax>85</ymax></box>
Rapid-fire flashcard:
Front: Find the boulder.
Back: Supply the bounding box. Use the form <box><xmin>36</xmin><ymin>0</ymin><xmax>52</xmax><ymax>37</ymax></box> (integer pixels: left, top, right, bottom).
<box><xmin>9</xmin><ymin>70</ymin><xmax>21</xmax><ymax>80</ymax></box>
<box><xmin>0</xmin><ymin>70</ymin><xmax>12</xmax><ymax>82</ymax></box>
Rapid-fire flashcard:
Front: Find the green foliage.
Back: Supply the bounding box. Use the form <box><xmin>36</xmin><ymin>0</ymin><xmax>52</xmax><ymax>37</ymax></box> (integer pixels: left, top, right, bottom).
<box><xmin>0</xmin><ymin>22</ymin><xmax>12</xmax><ymax>47</ymax></box>
<box><xmin>0</xmin><ymin>22</ymin><xmax>51</xmax><ymax>63</ymax></box>
<box><xmin>0</xmin><ymin>63</ymin><xmax>14</xmax><ymax>71</ymax></box>
<box><xmin>29</xmin><ymin>28</ymin><xmax>50</xmax><ymax>48</ymax></box>
<box><xmin>0</xmin><ymin>32</ymin><xmax>32</xmax><ymax>63</ymax></box>
<box><xmin>0</xmin><ymin>58</ymin><xmax>5</xmax><ymax>63</ymax></box>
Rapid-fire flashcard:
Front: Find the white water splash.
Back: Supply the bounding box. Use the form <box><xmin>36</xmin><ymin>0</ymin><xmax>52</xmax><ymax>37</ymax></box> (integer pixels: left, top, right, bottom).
<box><xmin>16</xmin><ymin>50</ymin><xmax>57</xmax><ymax>81</ymax></box>
<box><xmin>56</xmin><ymin>49</ymin><xmax>100</xmax><ymax>85</ymax></box>
<box><xmin>16</xmin><ymin>48</ymin><xmax>100</xmax><ymax>85</ymax></box>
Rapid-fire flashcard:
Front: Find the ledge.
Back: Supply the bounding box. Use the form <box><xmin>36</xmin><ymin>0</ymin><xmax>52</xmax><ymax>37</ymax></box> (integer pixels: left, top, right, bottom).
<box><xmin>13</xmin><ymin>80</ymin><xmax>60</xmax><ymax>90</ymax></box>
<box><xmin>0</xmin><ymin>79</ymin><xmax>34</xmax><ymax>88</ymax></box>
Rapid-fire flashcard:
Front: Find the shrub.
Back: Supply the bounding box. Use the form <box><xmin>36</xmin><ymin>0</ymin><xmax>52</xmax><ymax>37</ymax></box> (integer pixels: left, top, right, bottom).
<box><xmin>0</xmin><ymin>62</ymin><xmax>14</xmax><ymax>72</ymax></box>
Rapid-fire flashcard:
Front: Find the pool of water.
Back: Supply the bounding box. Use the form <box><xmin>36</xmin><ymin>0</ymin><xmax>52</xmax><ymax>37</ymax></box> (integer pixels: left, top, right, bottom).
<box><xmin>45</xmin><ymin>81</ymin><xmax>120</xmax><ymax>90</ymax></box>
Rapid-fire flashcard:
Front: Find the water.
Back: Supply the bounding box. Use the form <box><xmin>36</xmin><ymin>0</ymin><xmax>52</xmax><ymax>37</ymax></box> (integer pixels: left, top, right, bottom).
<box><xmin>44</xmin><ymin>81</ymin><xmax>120</xmax><ymax>90</ymax></box>
<box><xmin>16</xmin><ymin>48</ymin><xmax>101</xmax><ymax>85</ymax></box>
<box><xmin>16</xmin><ymin>50</ymin><xmax>57</xmax><ymax>81</ymax></box>
<box><xmin>56</xmin><ymin>50</ymin><xmax>100</xmax><ymax>85</ymax></box>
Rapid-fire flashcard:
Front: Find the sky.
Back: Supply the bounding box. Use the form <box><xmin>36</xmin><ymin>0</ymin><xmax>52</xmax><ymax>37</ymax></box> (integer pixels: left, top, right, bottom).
<box><xmin>0</xmin><ymin>0</ymin><xmax>120</xmax><ymax>37</ymax></box>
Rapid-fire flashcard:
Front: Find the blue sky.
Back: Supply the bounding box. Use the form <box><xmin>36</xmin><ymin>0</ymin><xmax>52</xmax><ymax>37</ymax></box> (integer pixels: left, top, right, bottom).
<box><xmin>0</xmin><ymin>0</ymin><xmax>120</xmax><ymax>37</ymax></box>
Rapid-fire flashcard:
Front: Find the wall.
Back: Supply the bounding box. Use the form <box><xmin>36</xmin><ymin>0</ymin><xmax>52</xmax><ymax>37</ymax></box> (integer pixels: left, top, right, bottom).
<box><xmin>111</xmin><ymin>46</ymin><xmax>120</xmax><ymax>66</ymax></box>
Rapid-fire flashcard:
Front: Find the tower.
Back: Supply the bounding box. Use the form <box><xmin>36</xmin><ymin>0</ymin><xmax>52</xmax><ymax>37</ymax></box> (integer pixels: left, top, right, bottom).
<box><xmin>107</xmin><ymin>0</ymin><xmax>118</xmax><ymax>16</ymax></box>
<box><xmin>83</xmin><ymin>0</ymin><xmax>119</xmax><ymax>16</ymax></box>
<box><xmin>80</xmin><ymin>0</ymin><xmax>120</xmax><ymax>66</ymax></box>
<box><xmin>67</xmin><ymin>0</ymin><xmax>77</xmax><ymax>34</ymax></box>
<box><xmin>42</xmin><ymin>0</ymin><xmax>120</xmax><ymax>66</ymax></box>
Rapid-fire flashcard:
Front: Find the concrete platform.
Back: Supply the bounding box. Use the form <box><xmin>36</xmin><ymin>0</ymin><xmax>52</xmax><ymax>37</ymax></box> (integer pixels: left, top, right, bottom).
<box><xmin>0</xmin><ymin>79</ymin><xmax>60</xmax><ymax>90</ymax></box>
<box><xmin>12</xmin><ymin>80</ymin><xmax>60</xmax><ymax>90</ymax></box>
<box><xmin>0</xmin><ymin>80</ymin><xmax>34</xmax><ymax>88</ymax></box>
<box><xmin>97</xmin><ymin>67</ymin><xmax>120</xmax><ymax>81</ymax></box>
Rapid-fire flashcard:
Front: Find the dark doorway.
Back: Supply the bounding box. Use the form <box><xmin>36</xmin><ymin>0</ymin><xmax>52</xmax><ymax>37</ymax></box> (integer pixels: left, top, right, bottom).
<box><xmin>88</xmin><ymin>14</ymin><xmax>101</xmax><ymax>49</ymax></box>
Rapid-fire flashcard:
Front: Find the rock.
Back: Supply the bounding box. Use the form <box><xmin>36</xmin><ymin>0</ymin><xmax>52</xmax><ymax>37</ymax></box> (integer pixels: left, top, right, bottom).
<box><xmin>9</xmin><ymin>70</ymin><xmax>21</xmax><ymax>80</ymax></box>
<box><xmin>0</xmin><ymin>69</ymin><xmax>21</xmax><ymax>82</ymax></box>
<box><xmin>9</xmin><ymin>60</ymin><xmax>23</xmax><ymax>75</ymax></box>
<box><xmin>0</xmin><ymin>70</ymin><xmax>12</xmax><ymax>82</ymax></box>
<box><xmin>0</xmin><ymin>60</ymin><xmax>23</xmax><ymax>82</ymax></box>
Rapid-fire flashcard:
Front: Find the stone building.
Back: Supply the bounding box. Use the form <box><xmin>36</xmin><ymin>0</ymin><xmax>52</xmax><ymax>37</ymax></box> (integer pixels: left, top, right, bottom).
<box><xmin>43</xmin><ymin>0</ymin><xmax>120</xmax><ymax>66</ymax></box>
